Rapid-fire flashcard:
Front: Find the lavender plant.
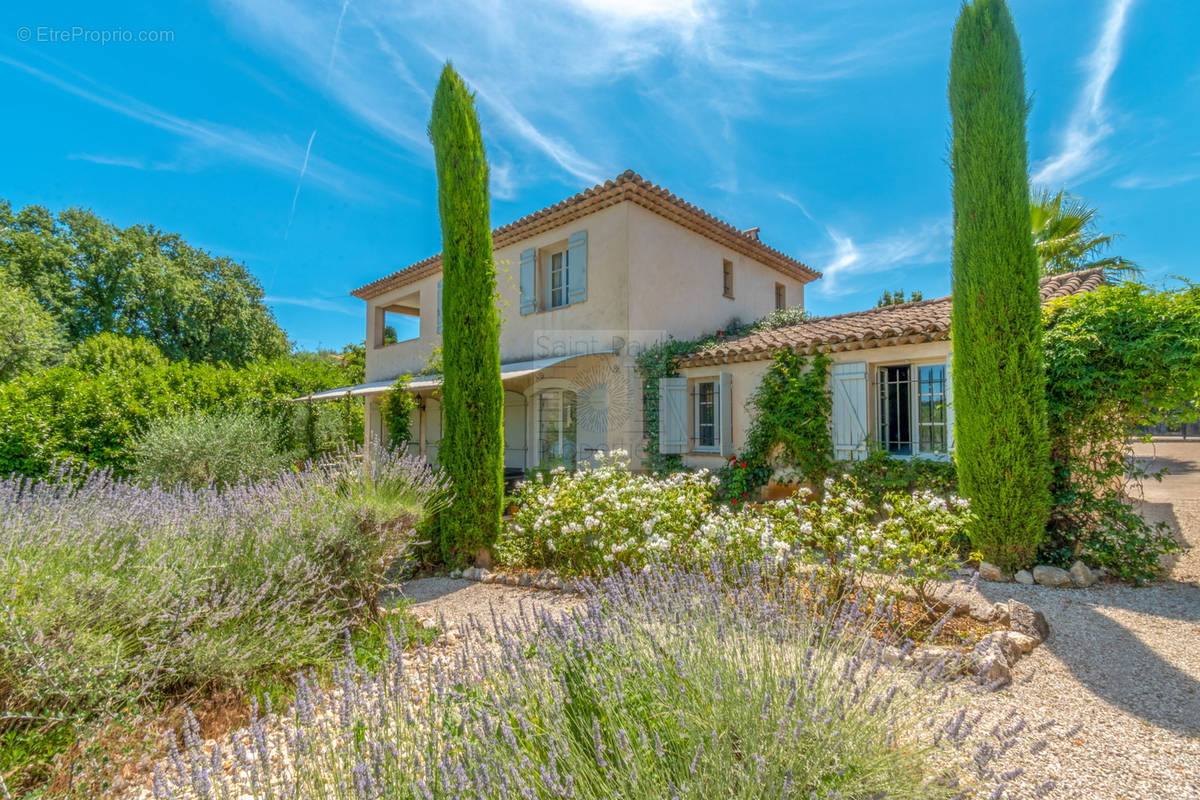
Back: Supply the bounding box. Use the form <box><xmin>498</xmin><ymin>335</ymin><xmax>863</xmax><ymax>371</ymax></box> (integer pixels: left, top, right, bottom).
<box><xmin>0</xmin><ymin>445</ymin><xmax>449</xmax><ymax>781</ymax></box>
<box><xmin>151</xmin><ymin>562</ymin><xmax>1054</xmax><ymax>799</ymax></box>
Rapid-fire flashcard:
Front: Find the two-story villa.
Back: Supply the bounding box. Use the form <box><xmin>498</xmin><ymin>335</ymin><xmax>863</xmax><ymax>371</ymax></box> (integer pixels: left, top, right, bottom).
<box><xmin>313</xmin><ymin>170</ymin><xmax>820</xmax><ymax>472</ymax></box>
<box><xmin>306</xmin><ymin>170</ymin><xmax>1104</xmax><ymax>474</ymax></box>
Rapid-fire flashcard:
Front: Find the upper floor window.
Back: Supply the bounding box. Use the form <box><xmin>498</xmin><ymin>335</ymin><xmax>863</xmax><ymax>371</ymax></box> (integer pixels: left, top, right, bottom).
<box><xmin>546</xmin><ymin>248</ymin><xmax>569</xmax><ymax>309</ymax></box>
<box><xmin>775</xmin><ymin>282</ymin><xmax>786</xmax><ymax>310</ymax></box>
<box><xmin>520</xmin><ymin>230</ymin><xmax>587</xmax><ymax>316</ymax></box>
<box><xmin>722</xmin><ymin>259</ymin><xmax>734</xmax><ymax>298</ymax></box>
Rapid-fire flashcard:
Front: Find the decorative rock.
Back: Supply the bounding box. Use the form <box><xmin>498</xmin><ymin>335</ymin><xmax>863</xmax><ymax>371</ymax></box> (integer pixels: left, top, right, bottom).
<box><xmin>978</xmin><ymin>561</ymin><xmax>1010</xmax><ymax>582</ymax></box>
<box><xmin>971</xmin><ymin>633</ymin><xmax>1015</xmax><ymax>687</ymax></box>
<box><xmin>449</xmin><ymin>568</ymin><xmax>463</xmax><ymax>579</ymax></box>
<box><xmin>878</xmin><ymin>645</ymin><xmax>903</xmax><ymax>665</ymax></box>
<box><xmin>553</xmin><ymin>577</ymin><xmax>566</xmax><ymax>590</ymax></box>
<box><xmin>990</xmin><ymin>602</ymin><xmax>1011</xmax><ymax>625</ymax></box>
<box><xmin>505</xmin><ymin>574</ymin><xmax>520</xmax><ymax>586</ymax></box>
<box><xmin>1003</xmin><ymin>631</ymin><xmax>1039</xmax><ymax>655</ymax></box>
<box><xmin>1032</xmin><ymin>564</ymin><xmax>1072</xmax><ymax>588</ymax></box>
<box><xmin>1014</xmin><ymin>569</ymin><xmax>1034</xmax><ymax>585</ymax></box>
<box><xmin>1008</xmin><ymin>599</ymin><xmax>1050</xmax><ymax>642</ymax></box>
<box><xmin>1069</xmin><ymin>560</ymin><xmax>1097</xmax><ymax>588</ymax></box>
<box><xmin>518</xmin><ymin>572</ymin><xmax>533</xmax><ymax>587</ymax></box>
<box><xmin>478</xmin><ymin>568</ymin><xmax>494</xmax><ymax>583</ymax></box>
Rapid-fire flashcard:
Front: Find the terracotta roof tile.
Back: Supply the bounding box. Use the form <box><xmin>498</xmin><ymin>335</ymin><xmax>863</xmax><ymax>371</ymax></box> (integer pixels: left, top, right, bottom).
<box><xmin>351</xmin><ymin>170</ymin><xmax>820</xmax><ymax>300</ymax></box>
<box><xmin>676</xmin><ymin>268</ymin><xmax>1106</xmax><ymax>367</ymax></box>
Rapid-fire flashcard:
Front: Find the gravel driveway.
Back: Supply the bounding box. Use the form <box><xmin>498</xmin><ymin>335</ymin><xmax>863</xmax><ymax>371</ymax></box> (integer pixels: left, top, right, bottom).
<box><xmin>394</xmin><ymin>440</ymin><xmax>1200</xmax><ymax>799</ymax></box>
<box><xmin>964</xmin><ymin>440</ymin><xmax>1199</xmax><ymax>799</ymax></box>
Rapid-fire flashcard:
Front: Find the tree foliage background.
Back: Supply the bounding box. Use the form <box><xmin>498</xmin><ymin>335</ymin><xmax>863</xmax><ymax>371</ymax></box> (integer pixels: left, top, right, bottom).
<box><xmin>948</xmin><ymin>0</ymin><xmax>1051</xmax><ymax>570</ymax></box>
<box><xmin>0</xmin><ymin>199</ymin><xmax>289</xmax><ymax>366</ymax></box>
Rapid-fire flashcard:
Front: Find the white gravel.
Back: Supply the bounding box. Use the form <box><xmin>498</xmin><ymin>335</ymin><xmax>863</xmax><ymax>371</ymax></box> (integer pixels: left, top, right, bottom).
<box><xmin>963</xmin><ymin>440</ymin><xmax>1200</xmax><ymax>799</ymax></box>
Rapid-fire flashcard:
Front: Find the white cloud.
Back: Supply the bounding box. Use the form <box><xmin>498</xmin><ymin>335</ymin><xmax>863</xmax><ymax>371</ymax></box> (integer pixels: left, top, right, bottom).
<box><xmin>1031</xmin><ymin>0</ymin><xmax>1136</xmax><ymax>187</ymax></box>
<box><xmin>210</xmin><ymin>0</ymin><xmax>941</xmax><ymax>196</ymax></box>
<box><xmin>1115</xmin><ymin>171</ymin><xmax>1200</xmax><ymax>190</ymax></box>
<box><xmin>812</xmin><ymin>218</ymin><xmax>951</xmax><ymax>298</ymax></box>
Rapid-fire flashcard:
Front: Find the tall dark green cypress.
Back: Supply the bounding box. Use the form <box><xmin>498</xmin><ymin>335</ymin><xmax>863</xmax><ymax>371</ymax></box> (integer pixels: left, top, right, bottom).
<box><xmin>429</xmin><ymin>64</ymin><xmax>504</xmax><ymax>564</ymax></box>
<box><xmin>949</xmin><ymin>0</ymin><xmax>1050</xmax><ymax>570</ymax></box>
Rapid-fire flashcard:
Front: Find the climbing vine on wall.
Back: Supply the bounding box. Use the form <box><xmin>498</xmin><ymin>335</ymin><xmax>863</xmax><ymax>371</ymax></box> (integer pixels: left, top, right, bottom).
<box><xmin>634</xmin><ymin>307</ymin><xmax>811</xmax><ymax>475</ymax></box>
<box><xmin>719</xmin><ymin>350</ymin><xmax>832</xmax><ymax>500</ymax></box>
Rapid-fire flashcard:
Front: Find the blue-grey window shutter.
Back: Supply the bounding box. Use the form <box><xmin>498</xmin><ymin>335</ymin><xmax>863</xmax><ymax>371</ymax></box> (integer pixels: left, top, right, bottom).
<box><xmin>718</xmin><ymin>371</ymin><xmax>734</xmax><ymax>457</ymax></box>
<box><xmin>567</xmin><ymin>230</ymin><xmax>587</xmax><ymax>304</ymax></box>
<box><xmin>519</xmin><ymin>248</ymin><xmax>536</xmax><ymax>315</ymax></box>
<box><xmin>658</xmin><ymin>377</ymin><xmax>687</xmax><ymax>454</ymax></box>
<box><xmin>436</xmin><ymin>279</ymin><xmax>443</xmax><ymax>333</ymax></box>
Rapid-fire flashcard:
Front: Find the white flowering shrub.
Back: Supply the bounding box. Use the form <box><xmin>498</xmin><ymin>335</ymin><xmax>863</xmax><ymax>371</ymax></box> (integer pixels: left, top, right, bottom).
<box><xmin>496</xmin><ymin>450</ymin><xmax>718</xmax><ymax>575</ymax></box>
<box><xmin>499</xmin><ymin>457</ymin><xmax>973</xmax><ymax>596</ymax></box>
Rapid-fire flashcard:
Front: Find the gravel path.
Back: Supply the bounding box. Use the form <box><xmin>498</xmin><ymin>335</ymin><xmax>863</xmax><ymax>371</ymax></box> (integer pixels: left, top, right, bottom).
<box><xmin>389</xmin><ymin>575</ymin><xmax>584</xmax><ymax>634</ymax></box>
<box><xmin>392</xmin><ymin>441</ymin><xmax>1200</xmax><ymax>800</ymax></box>
<box><xmin>964</xmin><ymin>440</ymin><xmax>1199</xmax><ymax>799</ymax></box>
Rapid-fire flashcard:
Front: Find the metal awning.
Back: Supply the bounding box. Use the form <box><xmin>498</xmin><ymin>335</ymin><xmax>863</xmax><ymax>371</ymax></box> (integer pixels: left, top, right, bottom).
<box><xmin>293</xmin><ymin>351</ymin><xmax>613</xmax><ymax>401</ymax></box>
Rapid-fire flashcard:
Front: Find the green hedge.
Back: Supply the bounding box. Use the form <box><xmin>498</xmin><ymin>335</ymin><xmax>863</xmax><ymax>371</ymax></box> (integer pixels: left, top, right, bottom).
<box><xmin>0</xmin><ymin>334</ymin><xmax>360</xmax><ymax>477</ymax></box>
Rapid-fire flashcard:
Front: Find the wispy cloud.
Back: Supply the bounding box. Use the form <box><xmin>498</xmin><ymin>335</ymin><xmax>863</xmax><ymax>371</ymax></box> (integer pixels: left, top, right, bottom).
<box><xmin>811</xmin><ymin>218</ymin><xmax>951</xmax><ymax>298</ymax></box>
<box><xmin>212</xmin><ymin>0</ymin><xmax>942</xmax><ymax>196</ymax></box>
<box><xmin>1031</xmin><ymin>0</ymin><xmax>1136</xmax><ymax>187</ymax></box>
<box><xmin>265</xmin><ymin>295</ymin><xmax>360</xmax><ymax>316</ymax></box>
<box><xmin>1</xmin><ymin>52</ymin><xmax>368</xmax><ymax>198</ymax></box>
<box><xmin>1115</xmin><ymin>171</ymin><xmax>1200</xmax><ymax>190</ymax></box>
<box><xmin>69</xmin><ymin>152</ymin><xmax>170</xmax><ymax>171</ymax></box>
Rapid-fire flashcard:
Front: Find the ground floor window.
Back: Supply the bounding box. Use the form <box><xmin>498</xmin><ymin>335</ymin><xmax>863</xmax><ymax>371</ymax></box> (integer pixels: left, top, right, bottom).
<box><xmin>538</xmin><ymin>389</ymin><xmax>577</xmax><ymax>468</ymax></box>
<box><xmin>693</xmin><ymin>379</ymin><xmax>719</xmax><ymax>452</ymax></box>
<box><xmin>877</xmin><ymin>363</ymin><xmax>947</xmax><ymax>456</ymax></box>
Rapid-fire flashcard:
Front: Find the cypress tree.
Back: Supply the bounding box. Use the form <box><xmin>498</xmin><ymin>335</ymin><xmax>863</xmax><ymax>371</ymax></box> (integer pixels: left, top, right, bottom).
<box><xmin>949</xmin><ymin>0</ymin><xmax>1050</xmax><ymax>570</ymax></box>
<box><xmin>428</xmin><ymin>63</ymin><xmax>504</xmax><ymax>564</ymax></box>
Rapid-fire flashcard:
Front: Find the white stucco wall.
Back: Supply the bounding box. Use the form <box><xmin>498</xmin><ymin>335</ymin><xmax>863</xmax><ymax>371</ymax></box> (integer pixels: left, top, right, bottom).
<box><xmin>625</xmin><ymin>203</ymin><xmax>809</xmax><ymax>341</ymax></box>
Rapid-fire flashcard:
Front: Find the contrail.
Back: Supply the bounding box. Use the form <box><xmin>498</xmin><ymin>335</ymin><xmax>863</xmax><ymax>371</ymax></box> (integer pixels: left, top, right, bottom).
<box><xmin>283</xmin><ymin>129</ymin><xmax>317</xmax><ymax>243</ymax></box>
<box><xmin>326</xmin><ymin>0</ymin><xmax>351</xmax><ymax>84</ymax></box>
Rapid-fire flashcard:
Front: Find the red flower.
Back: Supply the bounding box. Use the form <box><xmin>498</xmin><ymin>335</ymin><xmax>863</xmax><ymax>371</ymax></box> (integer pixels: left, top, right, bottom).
<box><xmin>741</xmin><ymin>493</ymin><xmax>747</xmax><ymax>498</ymax></box>
<box><xmin>732</xmin><ymin>498</ymin><xmax>738</xmax><ymax>505</ymax></box>
<box><xmin>740</xmin><ymin>462</ymin><xmax>747</xmax><ymax>468</ymax></box>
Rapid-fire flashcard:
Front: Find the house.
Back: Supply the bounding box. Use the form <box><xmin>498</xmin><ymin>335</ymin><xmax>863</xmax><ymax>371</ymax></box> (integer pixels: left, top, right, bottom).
<box><xmin>667</xmin><ymin>267</ymin><xmax>1105</xmax><ymax>469</ymax></box>
<box><xmin>305</xmin><ymin>171</ymin><xmax>821</xmax><ymax>472</ymax></box>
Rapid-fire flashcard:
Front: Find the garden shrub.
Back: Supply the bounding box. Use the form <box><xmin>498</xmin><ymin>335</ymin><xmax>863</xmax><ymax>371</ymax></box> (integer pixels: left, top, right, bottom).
<box><xmin>0</xmin><ymin>280</ymin><xmax>65</xmax><ymax>381</ymax></box>
<box><xmin>430</xmin><ymin>64</ymin><xmax>505</xmax><ymax>565</ymax></box>
<box><xmin>0</xmin><ymin>446</ymin><xmax>449</xmax><ymax>793</ymax></box>
<box><xmin>845</xmin><ymin>448</ymin><xmax>959</xmax><ymax>507</ymax></box>
<box><xmin>949</xmin><ymin>0</ymin><xmax>1051</xmax><ymax>571</ymax></box>
<box><xmin>132</xmin><ymin>409</ymin><xmax>292</xmax><ymax>489</ymax></box>
<box><xmin>496</xmin><ymin>450</ymin><xmax>718</xmax><ymax>575</ymax></box>
<box><xmin>151</xmin><ymin>563</ymin><xmax>1046</xmax><ymax>800</ymax></box>
<box><xmin>498</xmin><ymin>451</ymin><xmax>971</xmax><ymax>600</ymax></box>
<box><xmin>1040</xmin><ymin>282</ymin><xmax>1200</xmax><ymax>582</ymax></box>
<box><xmin>0</xmin><ymin>335</ymin><xmax>360</xmax><ymax>478</ymax></box>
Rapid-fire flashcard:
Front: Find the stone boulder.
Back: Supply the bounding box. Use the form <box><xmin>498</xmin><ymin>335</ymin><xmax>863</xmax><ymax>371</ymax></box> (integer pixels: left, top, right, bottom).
<box><xmin>1008</xmin><ymin>599</ymin><xmax>1050</xmax><ymax>642</ymax></box>
<box><xmin>1002</xmin><ymin>631</ymin><xmax>1039</xmax><ymax>655</ymax></box>
<box><xmin>1069</xmin><ymin>560</ymin><xmax>1097</xmax><ymax>588</ymax></box>
<box><xmin>971</xmin><ymin>632</ymin><xmax>1019</xmax><ymax>686</ymax></box>
<box><xmin>1014</xmin><ymin>569</ymin><xmax>1034</xmax><ymax>585</ymax></box>
<box><xmin>978</xmin><ymin>561</ymin><xmax>1010</xmax><ymax>582</ymax></box>
<box><xmin>1032</xmin><ymin>564</ymin><xmax>1072</xmax><ymax>588</ymax></box>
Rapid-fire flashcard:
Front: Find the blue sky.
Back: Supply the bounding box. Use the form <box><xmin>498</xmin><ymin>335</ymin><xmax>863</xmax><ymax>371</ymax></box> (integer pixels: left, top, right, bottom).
<box><xmin>2</xmin><ymin>0</ymin><xmax>1198</xmax><ymax>351</ymax></box>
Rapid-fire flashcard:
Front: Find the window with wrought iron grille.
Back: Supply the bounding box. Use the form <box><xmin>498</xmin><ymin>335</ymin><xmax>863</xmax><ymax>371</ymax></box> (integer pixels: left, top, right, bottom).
<box><xmin>693</xmin><ymin>379</ymin><xmax>719</xmax><ymax>451</ymax></box>
<box><xmin>877</xmin><ymin>363</ymin><xmax>947</xmax><ymax>456</ymax></box>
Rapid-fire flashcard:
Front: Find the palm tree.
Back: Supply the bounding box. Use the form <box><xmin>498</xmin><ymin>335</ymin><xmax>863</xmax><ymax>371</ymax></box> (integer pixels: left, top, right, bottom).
<box><xmin>1031</xmin><ymin>189</ymin><xmax>1139</xmax><ymax>278</ymax></box>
